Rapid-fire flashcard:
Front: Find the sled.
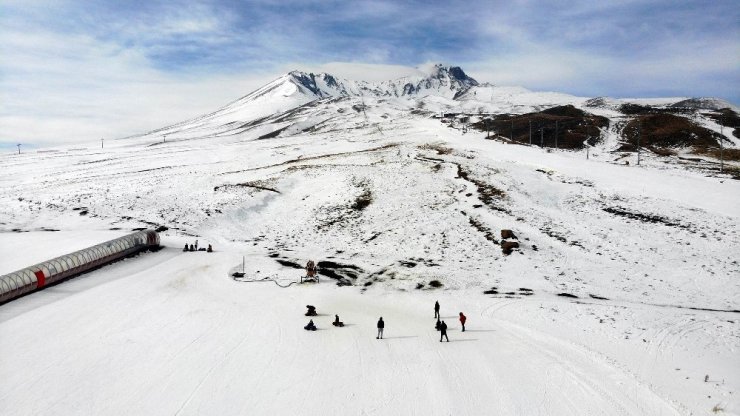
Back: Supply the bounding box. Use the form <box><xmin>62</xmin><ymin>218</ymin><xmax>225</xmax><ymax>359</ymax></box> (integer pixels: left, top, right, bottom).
<box><xmin>300</xmin><ymin>274</ymin><xmax>319</xmax><ymax>283</ymax></box>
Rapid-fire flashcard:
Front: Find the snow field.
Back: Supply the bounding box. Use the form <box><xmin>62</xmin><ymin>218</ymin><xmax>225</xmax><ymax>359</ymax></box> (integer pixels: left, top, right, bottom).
<box><xmin>0</xmin><ymin>82</ymin><xmax>738</xmax><ymax>414</ymax></box>
<box><xmin>0</xmin><ymin>242</ymin><xmax>691</xmax><ymax>415</ymax></box>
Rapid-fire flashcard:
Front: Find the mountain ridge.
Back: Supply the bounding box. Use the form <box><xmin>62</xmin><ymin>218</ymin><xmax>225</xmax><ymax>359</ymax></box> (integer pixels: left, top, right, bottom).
<box><xmin>130</xmin><ymin>63</ymin><xmax>737</xmax><ymax>158</ymax></box>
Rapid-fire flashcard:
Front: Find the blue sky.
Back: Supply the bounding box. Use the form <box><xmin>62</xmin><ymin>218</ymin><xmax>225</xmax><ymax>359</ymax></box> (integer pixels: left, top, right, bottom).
<box><xmin>1</xmin><ymin>0</ymin><xmax>738</xmax><ymax>147</ymax></box>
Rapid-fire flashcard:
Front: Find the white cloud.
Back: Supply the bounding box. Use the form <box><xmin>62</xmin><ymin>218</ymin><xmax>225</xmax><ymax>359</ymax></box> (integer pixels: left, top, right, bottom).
<box><xmin>0</xmin><ymin>26</ymin><xmax>277</xmax><ymax>147</ymax></box>
<box><xmin>464</xmin><ymin>39</ymin><xmax>740</xmax><ymax>100</ymax></box>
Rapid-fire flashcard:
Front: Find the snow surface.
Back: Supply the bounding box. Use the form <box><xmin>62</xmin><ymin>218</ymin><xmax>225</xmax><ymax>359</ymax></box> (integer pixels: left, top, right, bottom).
<box><xmin>1</xmin><ymin>71</ymin><xmax>739</xmax><ymax>415</ymax></box>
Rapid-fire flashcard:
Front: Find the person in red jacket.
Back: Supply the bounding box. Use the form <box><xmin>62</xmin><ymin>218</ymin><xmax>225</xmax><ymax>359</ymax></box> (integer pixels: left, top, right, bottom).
<box><xmin>459</xmin><ymin>312</ymin><xmax>467</xmax><ymax>332</ymax></box>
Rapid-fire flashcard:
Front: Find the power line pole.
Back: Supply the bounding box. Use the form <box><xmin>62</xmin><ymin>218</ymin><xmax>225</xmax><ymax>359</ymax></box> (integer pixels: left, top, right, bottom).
<box><xmin>17</xmin><ymin>144</ymin><xmax>21</xmax><ymax>155</ymax></box>
<box><xmin>540</xmin><ymin>123</ymin><xmax>544</xmax><ymax>147</ymax></box>
<box><xmin>637</xmin><ymin>121</ymin><xmax>641</xmax><ymax>166</ymax></box>
<box><xmin>555</xmin><ymin>120</ymin><xmax>559</xmax><ymax>149</ymax></box>
<box><xmin>510</xmin><ymin>119</ymin><xmax>513</xmax><ymax>141</ymax></box>
<box><xmin>529</xmin><ymin>119</ymin><xmax>532</xmax><ymax>145</ymax></box>
<box><xmin>101</xmin><ymin>138</ymin><xmax>104</xmax><ymax>149</ymax></box>
<box><xmin>720</xmin><ymin>115</ymin><xmax>724</xmax><ymax>174</ymax></box>
<box><xmin>360</xmin><ymin>91</ymin><xmax>369</xmax><ymax>127</ymax></box>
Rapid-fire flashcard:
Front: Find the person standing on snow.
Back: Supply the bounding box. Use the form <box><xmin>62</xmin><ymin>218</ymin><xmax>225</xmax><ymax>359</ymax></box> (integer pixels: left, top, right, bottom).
<box><xmin>459</xmin><ymin>312</ymin><xmax>467</xmax><ymax>332</ymax></box>
<box><xmin>376</xmin><ymin>317</ymin><xmax>384</xmax><ymax>339</ymax></box>
<box><xmin>434</xmin><ymin>301</ymin><xmax>440</xmax><ymax>319</ymax></box>
<box><xmin>440</xmin><ymin>320</ymin><xmax>449</xmax><ymax>342</ymax></box>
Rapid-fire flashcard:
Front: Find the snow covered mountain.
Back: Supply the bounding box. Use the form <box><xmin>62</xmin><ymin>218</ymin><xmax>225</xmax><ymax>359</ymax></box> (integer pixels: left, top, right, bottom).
<box><xmin>1</xmin><ymin>64</ymin><xmax>739</xmax><ymax>416</ymax></box>
<box><xmin>135</xmin><ymin>63</ymin><xmax>737</xmax><ymax>159</ymax></box>
<box><xmin>670</xmin><ymin>97</ymin><xmax>739</xmax><ymax>112</ymax></box>
<box><xmin>137</xmin><ymin>65</ymin><xmax>486</xmax><ymax>139</ymax></box>
<box><xmin>278</xmin><ymin>64</ymin><xmax>480</xmax><ymax>99</ymax></box>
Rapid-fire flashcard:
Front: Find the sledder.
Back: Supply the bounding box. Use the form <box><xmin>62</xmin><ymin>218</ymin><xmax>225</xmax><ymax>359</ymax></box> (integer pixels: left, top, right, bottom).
<box><xmin>301</xmin><ymin>260</ymin><xmax>319</xmax><ymax>283</ymax></box>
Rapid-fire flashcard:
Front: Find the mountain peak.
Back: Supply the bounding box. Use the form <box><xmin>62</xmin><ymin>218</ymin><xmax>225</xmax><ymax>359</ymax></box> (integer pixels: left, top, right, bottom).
<box><xmin>419</xmin><ymin>63</ymin><xmax>477</xmax><ymax>82</ymax></box>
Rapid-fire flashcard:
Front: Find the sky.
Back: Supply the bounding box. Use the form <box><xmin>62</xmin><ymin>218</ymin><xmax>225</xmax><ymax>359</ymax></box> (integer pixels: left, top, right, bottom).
<box><xmin>1</xmin><ymin>0</ymin><xmax>738</xmax><ymax>148</ymax></box>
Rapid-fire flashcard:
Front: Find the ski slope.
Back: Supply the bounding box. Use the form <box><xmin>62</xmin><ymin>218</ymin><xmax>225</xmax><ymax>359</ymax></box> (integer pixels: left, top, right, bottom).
<box><xmin>0</xmin><ymin>242</ymin><xmax>692</xmax><ymax>416</ymax></box>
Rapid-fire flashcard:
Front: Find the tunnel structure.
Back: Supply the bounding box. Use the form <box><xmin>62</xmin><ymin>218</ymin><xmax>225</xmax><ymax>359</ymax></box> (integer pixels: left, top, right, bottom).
<box><xmin>0</xmin><ymin>229</ymin><xmax>160</xmax><ymax>304</ymax></box>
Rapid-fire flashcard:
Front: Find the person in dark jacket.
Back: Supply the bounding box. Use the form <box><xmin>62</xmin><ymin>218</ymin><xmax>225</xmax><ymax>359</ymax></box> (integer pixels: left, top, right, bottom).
<box><xmin>376</xmin><ymin>317</ymin><xmax>384</xmax><ymax>339</ymax></box>
<box><xmin>183</xmin><ymin>243</ymin><xmax>189</xmax><ymax>252</ymax></box>
<box><xmin>440</xmin><ymin>321</ymin><xmax>449</xmax><ymax>342</ymax></box>
<box><xmin>434</xmin><ymin>301</ymin><xmax>440</xmax><ymax>319</ymax></box>
<box><xmin>435</xmin><ymin>318</ymin><xmax>442</xmax><ymax>331</ymax></box>
<box><xmin>305</xmin><ymin>305</ymin><xmax>317</xmax><ymax>316</ymax></box>
<box><xmin>304</xmin><ymin>319</ymin><xmax>317</xmax><ymax>331</ymax></box>
<box><xmin>459</xmin><ymin>312</ymin><xmax>467</xmax><ymax>332</ymax></box>
<box><xmin>333</xmin><ymin>314</ymin><xmax>344</xmax><ymax>327</ymax></box>
<box><xmin>207</xmin><ymin>244</ymin><xmax>213</xmax><ymax>252</ymax></box>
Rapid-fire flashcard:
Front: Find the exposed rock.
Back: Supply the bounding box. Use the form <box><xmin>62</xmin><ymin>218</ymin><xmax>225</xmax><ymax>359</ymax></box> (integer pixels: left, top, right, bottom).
<box><xmin>501</xmin><ymin>241</ymin><xmax>520</xmax><ymax>255</ymax></box>
<box><xmin>501</xmin><ymin>229</ymin><xmax>517</xmax><ymax>239</ymax></box>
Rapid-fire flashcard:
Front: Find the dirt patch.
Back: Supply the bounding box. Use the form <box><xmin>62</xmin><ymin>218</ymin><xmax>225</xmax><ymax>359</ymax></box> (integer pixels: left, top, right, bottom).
<box><xmin>541</xmin><ymin>227</ymin><xmax>568</xmax><ymax>243</ymax></box>
<box><xmin>456</xmin><ymin>165</ymin><xmax>509</xmax><ymax>213</ymax></box>
<box><xmin>693</xmin><ymin>148</ymin><xmax>740</xmax><ymax>162</ymax></box>
<box><xmin>619</xmin><ymin>103</ymin><xmax>695</xmax><ymax>116</ymax></box>
<box><xmin>483</xmin><ymin>287</ymin><xmax>499</xmax><ymax>295</ymax></box>
<box><xmin>621</xmin><ymin>113</ymin><xmax>721</xmax><ymax>149</ymax></box>
<box><xmin>276</xmin><ymin>259</ymin><xmax>303</xmax><ymax>269</ymax></box>
<box><xmin>364</xmin><ymin>232</ymin><xmax>382</xmax><ymax>243</ymax></box>
<box><xmin>419</xmin><ymin>143</ymin><xmax>453</xmax><ymax>155</ymax></box>
<box><xmin>428</xmin><ymin>280</ymin><xmax>443</xmax><ymax>288</ymax></box>
<box><xmin>219</xmin><ymin>143</ymin><xmax>399</xmax><ymax>176</ymax></box>
<box><xmin>706</xmin><ymin>108</ymin><xmax>740</xmax><ymax>138</ymax></box>
<box><xmin>557</xmin><ymin>293</ymin><xmax>579</xmax><ymax>299</ymax></box>
<box><xmin>603</xmin><ymin>207</ymin><xmax>689</xmax><ymax>229</ymax></box>
<box><xmin>648</xmin><ymin>147</ymin><xmax>678</xmax><ymax>157</ymax></box>
<box><xmin>316</xmin><ymin>178</ymin><xmax>373</xmax><ymax>231</ymax></box>
<box><xmin>214</xmin><ymin>181</ymin><xmax>280</xmax><ymax>193</ymax></box>
<box><xmin>472</xmin><ymin>105</ymin><xmax>609</xmax><ymax>149</ymax></box>
<box><xmin>352</xmin><ymin>188</ymin><xmax>373</xmax><ymax>211</ymax></box>
<box><xmin>468</xmin><ymin>216</ymin><xmax>500</xmax><ymax>245</ymax></box>
<box><xmin>316</xmin><ymin>260</ymin><xmax>363</xmax><ymax>286</ymax></box>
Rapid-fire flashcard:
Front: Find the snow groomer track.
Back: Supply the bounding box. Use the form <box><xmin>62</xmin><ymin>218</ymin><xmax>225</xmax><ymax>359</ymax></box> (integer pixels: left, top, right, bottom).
<box><xmin>0</xmin><ymin>229</ymin><xmax>159</xmax><ymax>304</ymax></box>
